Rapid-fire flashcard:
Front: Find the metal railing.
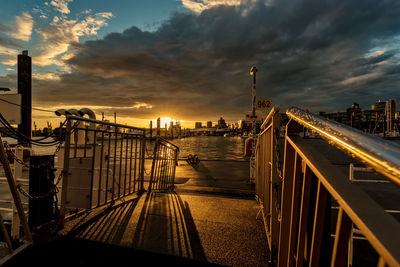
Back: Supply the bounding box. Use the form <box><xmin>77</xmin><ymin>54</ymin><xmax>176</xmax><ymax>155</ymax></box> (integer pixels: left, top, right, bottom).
<box><xmin>59</xmin><ymin>115</ymin><xmax>146</xmax><ymax>224</ymax></box>
<box><xmin>149</xmin><ymin>137</ymin><xmax>179</xmax><ymax>191</ymax></box>
<box><xmin>0</xmin><ymin>134</ymin><xmax>32</xmax><ymax>261</ymax></box>
<box><xmin>255</xmin><ymin>106</ymin><xmax>281</xmax><ymax>259</ymax></box>
<box><xmin>286</xmin><ymin>107</ymin><xmax>400</xmax><ymax>186</ymax></box>
<box><xmin>256</xmin><ymin>107</ymin><xmax>400</xmax><ymax>267</ymax></box>
<box><xmin>0</xmin><ymin>145</ymin><xmax>27</xmax><ymax>240</ymax></box>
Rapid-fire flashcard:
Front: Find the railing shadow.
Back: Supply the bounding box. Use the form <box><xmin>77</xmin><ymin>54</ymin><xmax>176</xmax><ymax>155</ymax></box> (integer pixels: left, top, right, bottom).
<box><xmin>66</xmin><ymin>197</ymin><xmax>140</xmax><ymax>244</ymax></box>
<box><xmin>132</xmin><ymin>191</ymin><xmax>207</xmax><ymax>261</ymax></box>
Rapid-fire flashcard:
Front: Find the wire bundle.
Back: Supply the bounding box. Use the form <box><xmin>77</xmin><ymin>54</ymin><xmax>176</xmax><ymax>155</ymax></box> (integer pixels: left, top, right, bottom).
<box><xmin>0</xmin><ymin>113</ymin><xmax>66</xmax><ymax>146</ymax></box>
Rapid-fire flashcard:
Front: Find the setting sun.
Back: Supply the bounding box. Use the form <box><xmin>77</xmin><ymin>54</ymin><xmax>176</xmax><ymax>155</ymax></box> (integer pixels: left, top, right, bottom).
<box><xmin>151</xmin><ymin>117</ymin><xmax>180</xmax><ymax>128</ymax></box>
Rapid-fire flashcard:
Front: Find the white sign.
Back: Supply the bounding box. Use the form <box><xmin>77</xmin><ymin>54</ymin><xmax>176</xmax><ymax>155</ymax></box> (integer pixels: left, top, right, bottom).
<box><xmin>257</xmin><ymin>99</ymin><xmax>272</xmax><ymax>109</ymax></box>
<box><xmin>0</xmin><ymin>94</ymin><xmax>21</xmax><ymax>124</ymax></box>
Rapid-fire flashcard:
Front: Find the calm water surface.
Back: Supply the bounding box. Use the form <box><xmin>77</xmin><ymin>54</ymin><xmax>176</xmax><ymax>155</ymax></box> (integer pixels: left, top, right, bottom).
<box><xmin>172</xmin><ymin>136</ymin><xmax>246</xmax><ymax>161</ymax></box>
<box><xmin>26</xmin><ymin>136</ymin><xmax>246</xmax><ymax>161</ymax></box>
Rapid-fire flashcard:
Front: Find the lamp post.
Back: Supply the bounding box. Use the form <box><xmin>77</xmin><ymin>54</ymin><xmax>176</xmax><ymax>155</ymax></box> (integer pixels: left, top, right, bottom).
<box><xmin>249</xmin><ymin>66</ymin><xmax>258</xmax><ymax>184</ymax></box>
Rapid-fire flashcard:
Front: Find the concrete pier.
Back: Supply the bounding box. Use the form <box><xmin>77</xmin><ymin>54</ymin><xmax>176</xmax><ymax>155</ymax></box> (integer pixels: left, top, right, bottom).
<box><xmin>56</xmin><ymin>160</ymin><xmax>268</xmax><ymax>266</ymax></box>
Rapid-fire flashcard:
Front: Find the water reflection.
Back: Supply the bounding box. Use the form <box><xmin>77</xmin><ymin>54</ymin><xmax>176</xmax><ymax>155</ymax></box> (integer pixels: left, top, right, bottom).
<box><xmin>30</xmin><ymin>136</ymin><xmax>246</xmax><ymax>161</ymax></box>
<box><xmin>172</xmin><ymin>136</ymin><xmax>246</xmax><ymax>161</ymax></box>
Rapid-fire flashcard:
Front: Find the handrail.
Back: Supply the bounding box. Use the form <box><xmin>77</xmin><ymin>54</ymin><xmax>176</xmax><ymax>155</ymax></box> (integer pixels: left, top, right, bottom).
<box><xmin>66</xmin><ymin>115</ymin><xmax>146</xmax><ymax>132</ymax></box>
<box><xmin>260</xmin><ymin>105</ymin><xmax>280</xmax><ymax>130</ymax></box>
<box><xmin>286</xmin><ymin>107</ymin><xmax>400</xmax><ymax>186</ymax></box>
<box><xmin>156</xmin><ymin>137</ymin><xmax>180</xmax><ymax>151</ymax></box>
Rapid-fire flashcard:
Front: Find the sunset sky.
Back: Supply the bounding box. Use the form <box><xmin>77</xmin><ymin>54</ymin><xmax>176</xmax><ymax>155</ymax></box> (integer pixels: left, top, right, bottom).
<box><xmin>0</xmin><ymin>0</ymin><xmax>400</xmax><ymax>128</ymax></box>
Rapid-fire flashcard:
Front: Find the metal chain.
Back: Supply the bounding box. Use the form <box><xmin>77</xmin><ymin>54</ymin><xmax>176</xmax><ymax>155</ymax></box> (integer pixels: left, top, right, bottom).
<box><xmin>3</xmin><ymin>143</ymin><xmax>28</xmax><ymax>167</ymax></box>
<box><xmin>16</xmin><ymin>183</ymin><xmax>57</xmax><ymax>200</ymax></box>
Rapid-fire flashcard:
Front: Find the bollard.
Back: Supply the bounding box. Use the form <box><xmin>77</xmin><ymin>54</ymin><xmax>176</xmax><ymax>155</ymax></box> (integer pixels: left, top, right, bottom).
<box><xmin>29</xmin><ymin>155</ymin><xmax>56</xmax><ymax>229</ymax></box>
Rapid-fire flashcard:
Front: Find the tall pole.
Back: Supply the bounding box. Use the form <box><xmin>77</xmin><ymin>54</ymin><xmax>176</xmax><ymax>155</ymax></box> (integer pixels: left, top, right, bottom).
<box><xmin>249</xmin><ymin>66</ymin><xmax>258</xmax><ymax>184</ymax></box>
<box><xmin>18</xmin><ymin>50</ymin><xmax>32</xmax><ymax>147</ymax></box>
<box><xmin>250</xmin><ymin>66</ymin><xmax>257</xmax><ymax>120</ymax></box>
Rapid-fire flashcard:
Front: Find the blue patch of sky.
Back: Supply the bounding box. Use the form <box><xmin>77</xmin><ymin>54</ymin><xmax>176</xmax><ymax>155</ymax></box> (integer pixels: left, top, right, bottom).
<box><xmin>0</xmin><ymin>0</ymin><xmax>189</xmax><ymax>76</ymax></box>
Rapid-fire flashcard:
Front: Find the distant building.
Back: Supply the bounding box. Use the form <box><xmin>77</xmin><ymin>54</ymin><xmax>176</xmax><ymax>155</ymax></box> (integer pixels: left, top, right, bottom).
<box><xmin>217</xmin><ymin>117</ymin><xmax>227</xmax><ymax>128</ymax></box>
<box><xmin>195</xmin><ymin>122</ymin><xmax>202</xmax><ymax>129</ymax></box>
<box><xmin>321</xmin><ymin>99</ymin><xmax>398</xmax><ymax>134</ymax></box>
<box><xmin>207</xmin><ymin>121</ymin><xmax>212</xmax><ymax>128</ymax></box>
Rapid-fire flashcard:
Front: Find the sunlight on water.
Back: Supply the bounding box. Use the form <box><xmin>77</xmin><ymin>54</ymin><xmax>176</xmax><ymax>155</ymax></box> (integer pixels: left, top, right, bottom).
<box><xmin>27</xmin><ymin>136</ymin><xmax>246</xmax><ymax>161</ymax></box>
<box><xmin>172</xmin><ymin>136</ymin><xmax>246</xmax><ymax>161</ymax></box>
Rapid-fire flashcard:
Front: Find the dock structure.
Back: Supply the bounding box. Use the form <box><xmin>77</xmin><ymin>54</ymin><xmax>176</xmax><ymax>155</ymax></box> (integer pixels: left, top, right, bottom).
<box><xmin>0</xmin><ymin>108</ymin><xmax>399</xmax><ymax>267</ymax></box>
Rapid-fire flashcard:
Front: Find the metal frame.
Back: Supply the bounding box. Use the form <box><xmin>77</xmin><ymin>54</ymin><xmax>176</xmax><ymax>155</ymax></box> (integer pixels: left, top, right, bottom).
<box><xmin>286</xmin><ymin>107</ymin><xmax>400</xmax><ymax>186</ymax></box>
<box><xmin>256</xmin><ymin>107</ymin><xmax>400</xmax><ymax>266</ymax></box>
<box><xmin>0</xmin><ymin>134</ymin><xmax>33</xmax><ymax>256</ymax></box>
<box><xmin>255</xmin><ymin>106</ymin><xmax>281</xmax><ymax>261</ymax></box>
<box><xmin>59</xmin><ymin>115</ymin><xmax>146</xmax><ymax>225</ymax></box>
<box><xmin>277</xmin><ymin>112</ymin><xmax>400</xmax><ymax>267</ymax></box>
<box><xmin>148</xmin><ymin>137</ymin><xmax>179</xmax><ymax>191</ymax></box>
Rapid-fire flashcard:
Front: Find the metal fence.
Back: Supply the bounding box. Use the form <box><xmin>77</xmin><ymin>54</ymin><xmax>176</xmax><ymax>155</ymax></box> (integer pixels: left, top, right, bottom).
<box><xmin>0</xmin><ymin>135</ymin><xmax>32</xmax><ymax>261</ymax></box>
<box><xmin>256</xmin><ymin>107</ymin><xmax>400</xmax><ymax>267</ymax></box>
<box><xmin>149</xmin><ymin>137</ymin><xmax>179</xmax><ymax>191</ymax></box>
<box><xmin>59</xmin><ymin>115</ymin><xmax>146</xmax><ymax>224</ymax></box>
<box><xmin>255</xmin><ymin>106</ymin><xmax>281</xmax><ymax>259</ymax></box>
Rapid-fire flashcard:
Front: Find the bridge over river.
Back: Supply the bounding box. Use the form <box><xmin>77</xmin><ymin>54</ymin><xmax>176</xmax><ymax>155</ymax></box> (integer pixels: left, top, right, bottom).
<box><xmin>0</xmin><ymin>107</ymin><xmax>399</xmax><ymax>267</ymax></box>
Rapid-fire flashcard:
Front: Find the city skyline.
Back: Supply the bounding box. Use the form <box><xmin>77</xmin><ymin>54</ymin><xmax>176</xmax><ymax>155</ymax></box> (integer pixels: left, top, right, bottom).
<box><xmin>1</xmin><ymin>0</ymin><xmax>400</xmax><ymax>128</ymax></box>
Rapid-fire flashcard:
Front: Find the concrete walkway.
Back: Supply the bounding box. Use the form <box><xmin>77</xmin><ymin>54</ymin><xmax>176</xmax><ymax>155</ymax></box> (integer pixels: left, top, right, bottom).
<box><xmin>58</xmin><ymin>160</ymin><xmax>269</xmax><ymax>266</ymax></box>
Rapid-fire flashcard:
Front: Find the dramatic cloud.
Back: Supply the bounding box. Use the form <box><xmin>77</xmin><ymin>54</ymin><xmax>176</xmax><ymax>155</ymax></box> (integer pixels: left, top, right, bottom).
<box><xmin>181</xmin><ymin>0</ymin><xmax>242</xmax><ymax>13</ymax></box>
<box><xmin>10</xmin><ymin>12</ymin><xmax>34</xmax><ymax>42</ymax></box>
<box><xmin>0</xmin><ymin>46</ymin><xmax>19</xmax><ymax>66</ymax></box>
<box><xmin>50</xmin><ymin>0</ymin><xmax>73</xmax><ymax>14</ymax></box>
<box><xmin>22</xmin><ymin>0</ymin><xmax>400</xmax><ymax>125</ymax></box>
<box><xmin>35</xmin><ymin>12</ymin><xmax>113</xmax><ymax>66</ymax></box>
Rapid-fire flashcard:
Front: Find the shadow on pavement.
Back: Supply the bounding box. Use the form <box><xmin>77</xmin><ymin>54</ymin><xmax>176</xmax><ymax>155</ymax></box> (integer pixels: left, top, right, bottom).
<box><xmin>66</xmin><ymin>197</ymin><xmax>140</xmax><ymax>244</ymax></box>
<box><xmin>133</xmin><ymin>191</ymin><xmax>207</xmax><ymax>262</ymax></box>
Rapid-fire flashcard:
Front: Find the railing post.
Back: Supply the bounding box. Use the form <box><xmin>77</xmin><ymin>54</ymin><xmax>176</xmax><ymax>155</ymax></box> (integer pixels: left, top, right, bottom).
<box><xmin>139</xmin><ymin>136</ymin><xmax>146</xmax><ymax>192</ymax></box>
<box><xmin>330</xmin><ymin>207</ymin><xmax>352</xmax><ymax>267</ymax></box>
<box><xmin>278</xmin><ymin>120</ymin><xmax>300</xmax><ymax>267</ymax></box>
<box><xmin>59</xmin><ymin>119</ymin><xmax>71</xmax><ymax>226</ymax></box>
<box><xmin>148</xmin><ymin>139</ymin><xmax>159</xmax><ymax>192</ymax></box>
<box><xmin>12</xmin><ymin>146</ymin><xmax>23</xmax><ymax>239</ymax></box>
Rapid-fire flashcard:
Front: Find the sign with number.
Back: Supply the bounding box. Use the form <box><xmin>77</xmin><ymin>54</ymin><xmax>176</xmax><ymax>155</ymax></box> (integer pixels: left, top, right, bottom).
<box><xmin>256</xmin><ymin>99</ymin><xmax>272</xmax><ymax>109</ymax></box>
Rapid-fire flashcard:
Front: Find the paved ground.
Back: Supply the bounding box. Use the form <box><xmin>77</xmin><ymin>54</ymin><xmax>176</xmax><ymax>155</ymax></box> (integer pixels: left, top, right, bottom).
<box><xmin>58</xmin><ymin>160</ymin><xmax>269</xmax><ymax>266</ymax></box>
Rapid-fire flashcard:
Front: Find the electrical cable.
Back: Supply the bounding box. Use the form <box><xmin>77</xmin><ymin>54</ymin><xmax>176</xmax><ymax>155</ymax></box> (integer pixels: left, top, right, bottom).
<box><xmin>0</xmin><ymin>97</ymin><xmax>56</xmax><ymax>113</ymax></box>
<box><xmin>0</xmin><ymin>113</ymin><xmax>63</xmax><ymax>145</ymax></box>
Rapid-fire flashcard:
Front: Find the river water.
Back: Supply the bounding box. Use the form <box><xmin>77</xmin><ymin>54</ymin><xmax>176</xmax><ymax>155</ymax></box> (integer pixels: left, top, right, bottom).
<box><xmin>172</xmin><ymin>136</ymin><xmax>247</xmax><ymax>161</ymax></box>
<box><xmin>25</xmin><ymin>135</ymin><xmax>247</xmax><ymax>161</ymax></box>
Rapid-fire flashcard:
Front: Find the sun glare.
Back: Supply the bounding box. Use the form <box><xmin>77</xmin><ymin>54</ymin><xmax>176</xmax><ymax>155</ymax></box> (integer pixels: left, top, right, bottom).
<box><xmin>152</xmin><ymin>117</ymin><xmax>176</xmax><ymax>128</ymax></box>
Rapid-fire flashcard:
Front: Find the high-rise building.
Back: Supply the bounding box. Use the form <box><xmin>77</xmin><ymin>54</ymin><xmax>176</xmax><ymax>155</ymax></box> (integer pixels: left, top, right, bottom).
<box><xmin>195</xmin><ymin>122</ymin><xmax>202</xmax><ymax>129</ymax></box>
<box><xmin>218</xmin><ymin>117</ymin><xmax>227</xmax><ymax>128</ymax></box>
<box><xmin>207</xmin><ymin>121</ymin><xmax>212</xmax><ymax>128</ymax></box>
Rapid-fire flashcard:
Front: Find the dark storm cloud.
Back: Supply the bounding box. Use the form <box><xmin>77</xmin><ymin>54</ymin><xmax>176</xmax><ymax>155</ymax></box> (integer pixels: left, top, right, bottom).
<box><xmin>35</xmin><ymin>0</ymin><xmax>400</xmax><ymax>121</ymax></box>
